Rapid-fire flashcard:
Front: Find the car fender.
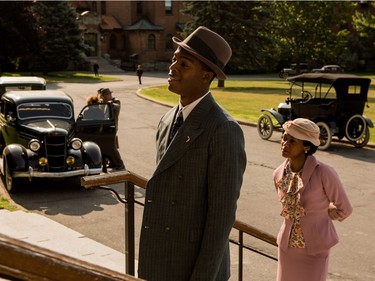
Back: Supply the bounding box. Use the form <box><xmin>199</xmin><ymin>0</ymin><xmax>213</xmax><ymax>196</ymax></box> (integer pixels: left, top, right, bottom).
<box><xmin>261</xmin><ymin>109</ymin><xmax>285</xmax><ymax>125</ymax></box>
<box><xmin>82</xmin><ymin>141</ymin><xmax>102</xmax><ymax>167</ymax></box>
<box><xmin>2</xmin><ymin>144</ymin><xmax>28</xmax><ymax>175</ymax></box>
<box><xmin>363</xmin><ymin>115</ymin><xmax>374</xmax><ymax>128</ymax></box>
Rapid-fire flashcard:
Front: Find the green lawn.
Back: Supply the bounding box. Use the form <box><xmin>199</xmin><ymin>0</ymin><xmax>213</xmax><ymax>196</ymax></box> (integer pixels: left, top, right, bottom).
<box><xmin>2</xmin><ymin>71</ymin><xmax>121</xmax><ymax>83</ymax></box>
<box><xmin>0</xmin><ymin>197</ymin><xmax>18</xmax><ymax>211</ymax></box>
<box><xmin>140</xmin><ymin>75</ymin><xmax>375</xmax><ymax>144</ymax></box>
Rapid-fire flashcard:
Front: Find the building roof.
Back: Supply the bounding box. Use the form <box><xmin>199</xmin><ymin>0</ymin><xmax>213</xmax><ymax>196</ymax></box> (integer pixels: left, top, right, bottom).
<box><xmin>100</xmin><ymin>15</ymin><xmax>123</xmax><ymax>30</ymax></box>
<box><xmin>126</xmin><ymin>18</ymin><xmax>164</xmax><ymax>31</ymax></box>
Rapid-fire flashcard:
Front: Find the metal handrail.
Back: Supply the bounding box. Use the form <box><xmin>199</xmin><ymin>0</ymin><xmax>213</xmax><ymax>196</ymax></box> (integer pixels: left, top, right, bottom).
<box><xmin>81</xmin><ymin>170</ymin><xmax>278</xmax><ymax>280</ymax></box>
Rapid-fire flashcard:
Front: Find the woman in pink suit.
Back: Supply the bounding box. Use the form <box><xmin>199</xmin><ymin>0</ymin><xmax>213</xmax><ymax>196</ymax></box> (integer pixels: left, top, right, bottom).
<box><xmin>273</xmin><ymin>118</ymin><xmax>353</xmax><ymax>281</ymax></box>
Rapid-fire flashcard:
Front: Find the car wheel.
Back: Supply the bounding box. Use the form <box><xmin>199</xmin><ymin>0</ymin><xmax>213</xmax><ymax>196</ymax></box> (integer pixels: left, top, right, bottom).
<box><xmin>257</xmin><ymin>114</ymin><xmax>274</xmax><ymax>140</ymax></box>
<box><xmin>316</xmin><ymin>121</ymin><xmax>332</xmax><ymax>150</ymax></box>
<box><xmin>350</xmin><ymin>126</ymin><xmax>370</xmax><ymax>148</ymax></box>
<box><xmin>345</xmin><ymin>114</ymin><xmax>366</xmax><ymax>141</ymax></box>
<box><xmin>3</xmin><ymin>158</ymin><xmax>20</xmax><ymax>193</ymax></box>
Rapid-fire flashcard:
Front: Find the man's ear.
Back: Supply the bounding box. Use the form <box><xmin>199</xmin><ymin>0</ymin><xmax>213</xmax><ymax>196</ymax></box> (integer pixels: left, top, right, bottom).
<box><xmin>203</xmin><ymin>71</ymin><xmax>214</xmax><ymax>82</ymax></box>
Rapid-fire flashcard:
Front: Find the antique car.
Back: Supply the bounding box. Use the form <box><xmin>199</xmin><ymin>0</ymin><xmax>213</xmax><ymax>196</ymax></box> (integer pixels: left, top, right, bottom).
<box><xmin>279</xmin><ymin>63</ymin><xmax>309</xmax><ymax>79</ymax></box>
<box><xmin>0</xmin><ymin>76</ymin><xmax>46</xmax><ymax>97</ymax></box>
<box><xmin>257</xmin><ymin>73</ymin><xmax>373</xmax><ymax>150</ymax></box>
<box><xmin>0</xmin><ymin>90</ymin><xmax>104</xmax><ymax>193</ymax></box>
<box><xmin>312</xmin><ymin>65</ymin><xmax>345</xmax><ymax>73</ymax></box>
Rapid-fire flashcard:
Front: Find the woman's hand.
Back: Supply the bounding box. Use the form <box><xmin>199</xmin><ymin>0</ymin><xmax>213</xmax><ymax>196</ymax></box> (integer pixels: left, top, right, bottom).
<box><xmin>328</xmin><ymin>202</ymin><xmax>345</xmax><ymax>221</ymax></box>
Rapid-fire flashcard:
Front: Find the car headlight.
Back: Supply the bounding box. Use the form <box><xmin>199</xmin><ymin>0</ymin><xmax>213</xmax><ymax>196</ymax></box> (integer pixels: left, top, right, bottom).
<box><xmin>70</xmin><ymin>138</ymin><xmax>82</xmax><ymax>150</ymax></box>
<box><xmin>66</xmin><ymin>156</ymin><xmax>75</xmax><ymax>166</ymax></box>
<box><xmin>29</xmin><ymin>139</ymin><xmax>41</xmax><ymax>152</ymax></box>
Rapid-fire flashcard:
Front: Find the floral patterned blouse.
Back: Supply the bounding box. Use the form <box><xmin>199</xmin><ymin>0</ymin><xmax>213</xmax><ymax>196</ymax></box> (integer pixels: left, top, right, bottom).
<box><xmin>277</xmin><ymin>162</ymin><xmax>306</xmax><ymax>248</ymax></box>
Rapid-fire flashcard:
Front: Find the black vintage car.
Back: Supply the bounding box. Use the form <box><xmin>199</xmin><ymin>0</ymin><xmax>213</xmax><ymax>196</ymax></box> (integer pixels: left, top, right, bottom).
<box><xmin>0</xmin><ymin>90</ymin><xmax>105</xmax><ymax>193</ymax></box>
<box><xmin>257</xmin><ymin>73</ymin><xmax>373</xmax><ymax>150</ymax></box>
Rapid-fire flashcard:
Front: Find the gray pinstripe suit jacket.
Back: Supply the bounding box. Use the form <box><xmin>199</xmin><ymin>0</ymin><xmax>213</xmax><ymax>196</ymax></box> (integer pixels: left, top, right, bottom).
<box><xmin>138</xmin><ymin>93</ymin><xmax>247</xmax><ymax>281</ymax></box>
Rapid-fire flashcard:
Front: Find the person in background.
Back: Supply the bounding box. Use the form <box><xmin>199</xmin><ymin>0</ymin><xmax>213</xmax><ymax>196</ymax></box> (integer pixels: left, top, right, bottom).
<box><xmin>93</xmin><ymin>63</ymin><xmax>99</xmax><ymax>76</ymax></box>
<box><xmin>136</xmin><ymin>64</ymin><xmax>143</xmax><ymax>84</ymax></box>
<box><xmin>138</xmin><ymin>26</ymin><xmax>247</xmax><ymax>281</ymax></box>
<box><xmin>273</xmin><ymin>118</ymin><xmax>353</xmax><ymax>281</ymax></box>
<box><xmin>97</xmin><ymin>88</ymin><xmax>125</xmax><ymax>171</ymax></box>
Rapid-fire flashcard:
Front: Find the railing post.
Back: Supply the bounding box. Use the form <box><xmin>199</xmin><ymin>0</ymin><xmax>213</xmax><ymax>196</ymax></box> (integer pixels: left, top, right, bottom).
<box><xmin>238</xmin><ymin>230</ymin><xmax>243</xmax><ymax>281</ymax></box>
<box><xmin>125</xmin><ymin>181</ymin><xmax>135</xmax><ymax>276</ymax></box>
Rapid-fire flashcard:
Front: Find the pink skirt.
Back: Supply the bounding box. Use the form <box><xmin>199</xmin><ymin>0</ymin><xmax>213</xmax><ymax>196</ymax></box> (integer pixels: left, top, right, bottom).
<box><xmin>277</xmin><ymin>247</ymin><xmax>330</xmax><ymax>281</ymax></box>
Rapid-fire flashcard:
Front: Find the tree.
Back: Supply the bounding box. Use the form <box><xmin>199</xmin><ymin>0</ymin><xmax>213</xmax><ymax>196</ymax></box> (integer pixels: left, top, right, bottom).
<box><xmin>31</xmin><ymin>1</ymin><xmax>86</xmax><ymax>73</ymax></box>
<box><xmin>352</xmin><ymin>2</ymin><xmax>375</xmax><ymax>71</ymax></box>
<box><xmin>271</xmin><ymin>1</ymin><xmax>355</xmax><ymax>69</ymax></box>
<box><xmin>181</xmin><ymin>1</ymin><xmax>279</xmax><ymax>74</ymax></box>
<box><xmin>0</xmin><ymin>2</ymin><xmax>42</xmax><ymax>72</ymax></box>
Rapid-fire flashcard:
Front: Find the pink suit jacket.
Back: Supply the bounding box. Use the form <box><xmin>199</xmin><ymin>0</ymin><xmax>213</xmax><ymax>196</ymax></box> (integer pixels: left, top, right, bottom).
<box><xmin>273</xmin><ymin>155</ymin><xmax>353</xmax><ymax>255</ymax></box>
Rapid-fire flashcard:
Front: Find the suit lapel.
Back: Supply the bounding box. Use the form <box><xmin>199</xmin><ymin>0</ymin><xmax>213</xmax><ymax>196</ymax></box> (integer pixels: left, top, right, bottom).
<box><xmin>152</xmin><ymin>93</ymin><xmax>215</xmax><ymax>177</ymax></box>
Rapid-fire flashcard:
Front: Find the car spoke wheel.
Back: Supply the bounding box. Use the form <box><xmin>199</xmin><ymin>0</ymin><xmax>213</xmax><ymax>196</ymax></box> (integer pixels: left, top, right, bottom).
<box><xmin>316</xmin><ymin>121</ymin><xmax>332</xmax><ymax>150</ymax></box>
<box><xmin>345</xmin><ymin>114</ymin><xmax>366</xmax><ymax>142</ymax></box>
<box><xmin>350</xmin><ymin>126</ymin><xmax>370</xmax><ymax>148</ymax></box>
<box><xmin>257</xmin><ymin>114</ymin><xmax>274</xmax><ymax>140</ymax></box>
<box><xmin>3</xmin><ymin>158</ymin><xmax>20</xmax><ymax>193</ymax></box>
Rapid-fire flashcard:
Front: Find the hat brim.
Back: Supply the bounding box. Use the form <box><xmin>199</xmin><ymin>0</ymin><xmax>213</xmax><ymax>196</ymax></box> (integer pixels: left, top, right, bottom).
<box><xmin>172</xmin><ymin>37</ymin><xmax>227</xmax><ymax>80</ymax></box>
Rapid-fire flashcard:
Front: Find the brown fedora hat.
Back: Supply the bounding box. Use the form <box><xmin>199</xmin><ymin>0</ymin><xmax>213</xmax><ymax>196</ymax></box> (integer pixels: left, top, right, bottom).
<box><xmin>172</xmin><ymin>26</ymin><xmax>232</xmax><ymax>80</ymax></box>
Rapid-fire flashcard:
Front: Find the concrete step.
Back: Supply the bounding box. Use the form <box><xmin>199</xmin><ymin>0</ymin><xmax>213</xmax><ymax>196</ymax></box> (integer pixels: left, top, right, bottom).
<box><xmin>87</xmin><ymin>56</ymin><xmax>126</xmax><ymax>74</ymax></box>
<box><xmin>0</xmin><ymin>209</ymin><xmax>126</xmax><ymax>274</ymax></box>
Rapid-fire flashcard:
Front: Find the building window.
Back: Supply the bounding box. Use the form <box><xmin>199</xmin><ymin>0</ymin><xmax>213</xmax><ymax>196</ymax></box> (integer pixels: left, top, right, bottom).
<box><xmin>166</xmin><ymin>34</ymin><xmax>173</xmax><ymax>50</ymax></box>
<box><xmin>122</xmin><ymin>35</ymin><xmax>126</xmax><ymax>50</ymax></box>
<box><xmin>92</xmin><ymin>2</ymin><xmax>97</xmax><ymax>13</ymax></box>
<box><xmin>165</xmin><ymin>0</ymin><xmax>172</xmax><ymax>15</ymax></box>
<box><xmin>110</xmin><ymin>35</ymin><xmax>116</xmax><ymax>50</ymax></box>
<box><xmin>148</xmin><ymin>34</ymin><xmax>156</xmax><ymax>50</ymax></box>
<box><xmin>137</xmin><ymin>1</ymin><xmax>143</xmax><ymax>15</ymax></box>
<box><xmin>101</xmin><ymin>1</ymin><xmax>106</xmax><ymax>15</ymax></box>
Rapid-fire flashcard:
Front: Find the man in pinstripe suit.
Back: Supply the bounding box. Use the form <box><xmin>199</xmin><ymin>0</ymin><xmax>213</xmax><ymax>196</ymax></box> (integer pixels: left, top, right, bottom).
<box><xmin>138</xmin><ymin>26</ymin><xmax>247</xmax><ymax>281</ymax></box>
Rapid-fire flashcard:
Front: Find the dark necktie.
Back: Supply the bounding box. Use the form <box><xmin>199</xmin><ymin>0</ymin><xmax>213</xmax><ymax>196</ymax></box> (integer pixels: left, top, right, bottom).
<box><xmin>169</xmin><ymin>110</ymin><xmax>183</xmax><ymax>144</ymax></box>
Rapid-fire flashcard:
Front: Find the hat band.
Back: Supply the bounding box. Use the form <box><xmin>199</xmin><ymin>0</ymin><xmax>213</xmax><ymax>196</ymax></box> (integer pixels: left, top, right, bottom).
<box><xmin>186</xmin><ymin>36</ymin><xmax>224</xmax><ymax>69</ymax></box>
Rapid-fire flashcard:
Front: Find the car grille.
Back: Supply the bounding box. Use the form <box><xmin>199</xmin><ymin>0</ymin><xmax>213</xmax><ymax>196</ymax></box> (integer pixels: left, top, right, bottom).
<box><xmin>44</xmin><ymin>136</ymin><xmax>67</xmax><ymax>171</ymax></box>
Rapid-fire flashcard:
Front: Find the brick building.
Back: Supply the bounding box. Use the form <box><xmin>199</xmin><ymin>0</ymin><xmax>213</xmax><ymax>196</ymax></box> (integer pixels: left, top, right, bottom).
<box><xmin>71</xmin><ymin>1</ymin><xmax>191</xmax><ymax>71</ymax></box>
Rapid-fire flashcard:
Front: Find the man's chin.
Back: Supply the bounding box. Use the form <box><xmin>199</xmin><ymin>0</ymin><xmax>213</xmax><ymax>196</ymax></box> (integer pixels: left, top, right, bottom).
<box><xmin>168</xmin><ymin>84</ymin><xmax>178</xmax><ymax>94</ymax></box>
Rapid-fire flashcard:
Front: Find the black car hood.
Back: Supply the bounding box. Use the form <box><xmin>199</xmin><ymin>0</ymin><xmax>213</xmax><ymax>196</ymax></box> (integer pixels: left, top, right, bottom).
<box><xmin>21</xmin><ymin>119</ymin><xmax>73</xmax><ymax>135</ymax></box>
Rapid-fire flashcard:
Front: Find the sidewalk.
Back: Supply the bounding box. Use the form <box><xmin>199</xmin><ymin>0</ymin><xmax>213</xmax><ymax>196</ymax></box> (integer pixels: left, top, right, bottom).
<box><xmin>0</xmin><ymin>209</ymin><xmax>126</xmax><ymax>275</ymax></box>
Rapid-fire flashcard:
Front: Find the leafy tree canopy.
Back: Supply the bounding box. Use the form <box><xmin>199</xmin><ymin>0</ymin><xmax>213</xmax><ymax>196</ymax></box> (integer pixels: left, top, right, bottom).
<box><xmin>271</xmin><ymin>1</ymin><xmax>355</xmax><ymax>68</ymax></box>
<box><xmin>0</xmin><ymin>1</ymin><xmax>86</xmax><ymax>73</ymax></box>
<box><xmin>181</xmin><ymin>1</ymin><xmax>280</xmax><ymax>73</ymax></box>
<box><xmin>0</xmin><ymin>1</ymin><xmax>42</xmax><ymax>71</ymax></box>
<box><xmin>31</xmin><ymin>1</ymin><xmax>86</xmax><ymax>72</ymax></box>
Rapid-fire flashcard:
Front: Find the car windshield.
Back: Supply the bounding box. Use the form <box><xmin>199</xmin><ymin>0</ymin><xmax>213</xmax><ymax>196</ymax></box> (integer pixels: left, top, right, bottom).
<box><xmin>17</xmin><ymin>102</ymin><xmax>73</xmax><ymax>120</ymax></box>
<box><xmin>290</xmin><ymin>81</ymin><xmax>336</xmax><ymax>99</ymax></box>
